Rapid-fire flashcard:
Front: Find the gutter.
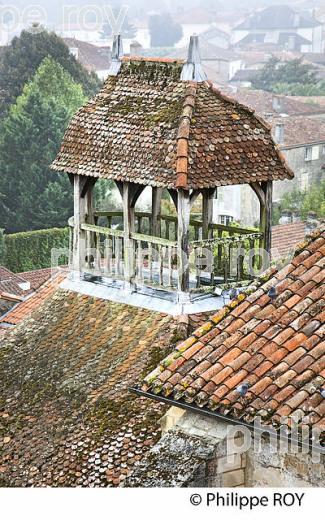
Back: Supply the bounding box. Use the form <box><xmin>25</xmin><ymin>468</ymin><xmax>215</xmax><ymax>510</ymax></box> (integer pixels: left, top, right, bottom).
<box><xmin>130</xmin><ymin>386</ymin><xmax>325</xmax><ymax>455</ymax></box>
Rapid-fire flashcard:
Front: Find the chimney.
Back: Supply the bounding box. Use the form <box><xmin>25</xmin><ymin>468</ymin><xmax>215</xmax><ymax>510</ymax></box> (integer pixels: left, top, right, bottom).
<box><xmin>181</xmin><ymin>35</ymin><xmax>208</xmax><ymax>82</ymax></box>
<box><xmin>272</xmin><ymin>95</ymin><xmax>282</xmax><ymax>113</ymax></box>
<box><xmin>107</xmin><ymin>34</ymin><xmax>123</xmax><ymax>76</ymax></box>
<box><xmin>292</xmin><ymin>210</ymin><xmax>301</xmax><ymax>222</ymax></box>
<box><xmin>274</xmin><ymin>121</ymin><xmax>285</xmax><ymax>145</ymax></box>
<box><xmin>279</xmin><ymin>209</ymin><xmax>292</xmax><ymax>225</ymax></box>
<box><xmin>130</xmin><ymin>41</ymin><xmax>143</xmax><ymax>57</ymax></box>
<box><xmin>305</xmin><ymin>211</ymin><xmax>319</xmax><ymax>234</ymax></box>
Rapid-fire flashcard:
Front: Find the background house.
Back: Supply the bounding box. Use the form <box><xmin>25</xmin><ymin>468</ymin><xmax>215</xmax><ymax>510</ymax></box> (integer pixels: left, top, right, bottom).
<box><xmin>232</xmin><ymin>5</ymin><xmax>323</xmax><ymax>53</ymax></box>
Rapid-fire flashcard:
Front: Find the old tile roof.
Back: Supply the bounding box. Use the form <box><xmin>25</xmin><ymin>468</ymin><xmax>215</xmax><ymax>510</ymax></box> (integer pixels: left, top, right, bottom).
<box><xmin>233</xmin><ymin>89</ymin><xmax>325</xmax><ymax>118</ymax></box>
<box><xmin>235</xmin><ymin>5</ymin><xmax>321</xmax><ymax>30</ymax></box>
<box><xmin>272</xmin><ymin>222</ymin><xmax>306</xmax><ymax>259</ymax></box>
<box><xmin>0</xmin><ymin>267</ymin><xmax>32</xmax><ymax>297</ymax></box>
<box><xmin>142</xmin><ymin>228</ymin><xmax>325</xmax><ymax>435</ymax></box>
<box><xmin>0</xmin><ymin>289</ymin><xmax>192</xmax><ymax>487</ymax></box>
<box><xmin>51</xmin><ymin>58</ymin><xmax>293</xmax><ymax>190</ymax></box>
<box><xmin>0</xmin><ymin>270</ymin><xmax>66</xmax><ymax>327</ymax></box>
<box><xmin>18</xmin><ymin>267</ymin><xmax>54</xmax><ymax>291</ymax></box>
<box><xmin>63</xmin><ymin>38</ymin><xmax>109</xmax><ymax>72</ymax></box>
<box><xmin>273</xmin><ymin>116</ymin><xmax>325</xmax><ymax>147</ymax></box>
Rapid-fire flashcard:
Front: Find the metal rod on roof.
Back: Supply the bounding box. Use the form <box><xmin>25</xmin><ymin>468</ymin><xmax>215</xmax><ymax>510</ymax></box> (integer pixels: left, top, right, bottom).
<box><xmin>107</xmin><ymin>34</ymin><xmax>123</xmax><ymax>76</ymax></box>
<box><xmin>181</xmin><ymin>34</ymin><xmax>208</xmax><ymax>82</ymax></box>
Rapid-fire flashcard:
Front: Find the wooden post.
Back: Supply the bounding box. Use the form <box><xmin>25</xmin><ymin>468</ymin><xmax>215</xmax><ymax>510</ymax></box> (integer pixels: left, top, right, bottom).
<box><xmin>73</xmin><ymin>175</ymin><xmax>87</xmax><ymax>276</ymax></box>
<box><xmin>202</xmin><ymin>188</ymin><xmax>215</xmax><ymax>240</ymax></box>
<box><xmin>260</xmin><ymin>181</ymin><xmax>273</xmax><ymax>253</ymax></box>
<box><xmin>122</xmin><ymin>182</ymin><xmax>135</xmax><ymax>285</ymax></box>
<box><xmin>177</xmin><ymin>189</ymin><xmax>191</xmax><ymax>292</ymax></box>
<box><xmin>151</xmin><ymin>187</ymin><xmax>162</xmax><ymax>237</ymax></box>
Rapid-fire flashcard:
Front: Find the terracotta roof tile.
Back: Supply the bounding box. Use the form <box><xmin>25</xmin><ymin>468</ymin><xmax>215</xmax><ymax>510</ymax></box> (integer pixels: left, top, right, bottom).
<box><xmin>142</xmin><ymin>228</ymin><xmax>325</xmax><ymax>434</ymax></box>
<box><xmin>51</xmin><ymin>59</ymin><xmax>292</xmax><ymax>189</ymax></box>
<box><xmin>0</xmin><ymin>289</ymin><xmax>185</xmax><ymax>487</ymax></box>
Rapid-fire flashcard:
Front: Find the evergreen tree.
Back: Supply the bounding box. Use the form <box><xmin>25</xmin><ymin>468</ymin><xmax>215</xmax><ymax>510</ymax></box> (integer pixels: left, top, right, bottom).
<box><xmin>0</xmin><ymin>29</ymin><xmax>100</xmax><ymax>117</ymax></box>
<box><xmin>252</xmin><ymin>57</ymin><xmax>317</xmax><ymax>93</ymax></box>
<box><xmin>0</xmin><ymin>57</ymin><xmax>86</xmax><ymax>233</ymax></box>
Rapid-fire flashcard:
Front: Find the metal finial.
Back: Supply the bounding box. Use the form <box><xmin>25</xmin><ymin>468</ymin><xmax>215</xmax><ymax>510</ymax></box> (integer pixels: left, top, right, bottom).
<box><xmin>181</xmin><ymin>35</ymin><xmax>207</xmax><ymax>82</ymax></box>
<box><xmin>108</xmin><ymin>34</ymin><xmax>123</xmax><ymax>76</ymax></box>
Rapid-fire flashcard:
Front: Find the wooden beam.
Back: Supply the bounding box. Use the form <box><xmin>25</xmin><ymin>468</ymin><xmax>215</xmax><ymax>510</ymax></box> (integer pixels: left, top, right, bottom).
<box><xmin>168</xmin><ymin>189</ymin><xmax>178</xmax><ymax>211</ymax></box>
<box><xmin>151</xmin><ymin>187</ymin><xmax>163</xmax><ymax>236</ymax></box>
<box><xmin>250</xmin><ymin>182</ymin><xmax>266</xmax><ymax>206</ymax></box>
<box><xmin>177</xmin><ymin>189</ymin><xmax>191</xmax><ymax>292</ymax></box>
<box><xmin>260</xmin><ymin>181</ymin><xmax>273</xmax><ymax>253</ymax></box>
<box><xmin>122</xmin><ymin>182</ymin><xmax>136</xmax><ymax>284</ymax></box>
<box><xmin>190</xmin><ymin>189</ymin><xmax>201</xmax><ymax>208</ymax></box>
<box><xmin>202</xmin><ymin>188</ymin><xmax>215</xmax><ymax>239</ymax></box>
<box><xmin>73</xmin><ymin>175</ymin><xmax>87</xmax><ymax>275</ymax></box>
<box><xmin>81</xmin><ymin>177</ymin><xmax>97</xmax><ymax>198</ymax></box>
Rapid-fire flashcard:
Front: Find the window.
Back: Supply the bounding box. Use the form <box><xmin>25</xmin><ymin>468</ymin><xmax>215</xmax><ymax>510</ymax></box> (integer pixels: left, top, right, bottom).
<box><xmin>304</xmin><ymin>146</ymin><xmax>312</xmax><ymax>161</ymax></box>
<box><xmin>220</xmin><ymin>215</ymin><xmax>234</xmax><ymax>226</ymax></box>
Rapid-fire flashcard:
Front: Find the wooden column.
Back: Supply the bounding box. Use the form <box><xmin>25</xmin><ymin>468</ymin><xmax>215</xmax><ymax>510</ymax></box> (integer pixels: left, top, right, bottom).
<box><xmin>73</xmin><ymin>175</ymin><xmax>87</xmax><ymax>275</ymax></box>
<box><xmin>250</xmin><ymin>180</ymin><xmax>273</xmax><ymax>253</ymax></box>
<box><xmin>122</xmin><ymin>182</ymin><xmax>135</xmax><ymax>284</ymax></box>
<box><xmin>202</xmin><ymin>188</ymin><xmax>215</xmax><ymax>239</ymax></box>
<box><xmin>260</xmin><ymin>181</ymin><xmax>273</xmax><ymax>253</ymax></box>
<box><xmin>177</xmin><ymin>189</ymin><xmax>191</xmax><ymax>292</ymax></box>
<box><xmin>151</xmin><ymin>187</ymin><xmax>163</xmax><ymax>237</ymax></box>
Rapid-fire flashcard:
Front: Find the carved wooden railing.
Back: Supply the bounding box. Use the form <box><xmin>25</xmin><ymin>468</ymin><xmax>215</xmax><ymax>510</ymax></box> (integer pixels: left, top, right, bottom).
<box><xmin>69</xmin><ymin>212</ymin><xmax>263</xmax><ymax>292</ymax></box>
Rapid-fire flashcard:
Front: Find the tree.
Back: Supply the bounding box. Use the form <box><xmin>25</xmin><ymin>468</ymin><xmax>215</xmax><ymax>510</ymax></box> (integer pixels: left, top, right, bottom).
<box><xmin>252</xmin><ymin>57</ymin><xmax>317</xmax><ymax>93</ymax></box>
<box><xmin>101</xmin><ymin>8</ymin><xmax>137</xmax><ymax>40</ymax></box>
<box><xmin>0</xmin><ymin>29</ymin><xmax>100</xmax><ymax>117</ymax></box>
<box><xmin>272</xmin><ymin>181</ymin><xmax>325</xmax><ymax>225</ymax></box>
<box><xmin>148</xmin><ymin>14</ymin><xmax>183</xmax><ymax>48</ymax></box>
<box><xmin>0</xmin><ymin>57</ymin><xmax>87</xmax><ymax>233</ymax></box>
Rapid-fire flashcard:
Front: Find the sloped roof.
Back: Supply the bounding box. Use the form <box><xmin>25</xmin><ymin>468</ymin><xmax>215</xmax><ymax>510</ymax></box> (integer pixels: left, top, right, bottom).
<box><xmin>272</xmin><ymin>222</ymin><xmax>306</xmax><ymax>259</ymax></box>
<box><xmin>233</xmin><ymin>89</ymin><xmax>325</xmax><ymax>117</ymax></box>
<box><xmin>0</xmin><ymin>270</ymin><xmax>66</xmax><ymax>327</ymax></box>
<box><xmin>275</xmin><ymin>116</ymin><xmax>325</xmax><ymax>147</ymax></box>
<box><xmin>63</xmin><ymin>38</ymin><xmax>110</xmax><ymax>72</ymax></box>
<box><xmin>0</xmin><ymin>284</ymin><xmax>212</xmax><ymax>486</ymax></box>
<box><xmin>235</xmin><ymin>6</ymin><xmax>321</xmax><ymax>30</ymax></box>
<box><xmin>51</xmin><ymin>58</ymin><xmax>293</xmax><ymax>190</ymax></box>
<box><xmin>142</xmin><ymin>228</ymin><xmax>325</xmax><ymax>434</ymax></box>
<box><xmin>0</xmin><ymin>267</ymin><xmax>32</xmax><ymax>297</ymax></box>
<box><xmin>17</xmin><ymin>267</ymin><xmax>54</xmax><ymax>291</ymax></box>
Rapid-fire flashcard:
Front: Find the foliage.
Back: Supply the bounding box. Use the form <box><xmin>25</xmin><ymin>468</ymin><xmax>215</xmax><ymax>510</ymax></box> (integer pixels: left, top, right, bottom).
<box><xmin>148</xmin><ymin>14</ymin><xmax>183</xmax><ymax>48</ymax></box>
<box><xmin>271</xmin><ymin>81</ymin><xmax>325</xmax><ymax>96</ymax></box>
<box><xmin>251</xmin><ymin>57</ymin><xmax>317</xmax><ymax>94</ymax></box>
<box><xmin>3</xmin><ymin>227</ymin><xmax>69</xmax><ymax>273</ymax></box>
<box><xmin>272</xmin><ymin>181</ymin><xmax>325</xmax><ymax>224</ymax></box>
<box><xmin>0</xmin><ymin>229</ymin><xmax>6</xmax><ymax>264</ymax></box>
<box><xmin>0</xmin><ymin>57</ymin><xmax>86</xmax><ymax>233</ymax></box>
<box><xmin>0</xmin><ymin>29</ymin><xmax>100</xmax><ymax>117</ymax></box>
<box><xmin>101</xmin><ymin>8</ymin><xmax>137</xmax><ymax>39</ymax></box>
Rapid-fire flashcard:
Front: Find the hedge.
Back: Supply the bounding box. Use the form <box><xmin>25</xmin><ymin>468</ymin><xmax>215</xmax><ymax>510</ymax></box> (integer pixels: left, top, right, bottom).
<box><xmin>2</xmin><ymin>227</ymin><xmax>70</xmax><ymax>273</ymax></box>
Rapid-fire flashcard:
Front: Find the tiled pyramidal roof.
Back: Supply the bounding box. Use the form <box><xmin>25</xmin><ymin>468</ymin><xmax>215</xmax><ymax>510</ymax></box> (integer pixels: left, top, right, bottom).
<box><xmin>51</xmin><ymin>57</ymin><xmax>293</xmax><ymax>189</ymax></box>
<box><xmin>142</xmin><ymin>228</ymin><xmax>325</xmax><ymax>433</ymax></box>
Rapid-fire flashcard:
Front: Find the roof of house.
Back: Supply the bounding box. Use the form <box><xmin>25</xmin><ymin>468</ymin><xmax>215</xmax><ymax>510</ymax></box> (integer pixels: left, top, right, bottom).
<box><xmin>141</xmin><ymin>228</ymin><xmax>325</xmax><ymax>434</ymax></box>
<box><xmin>235</xmin><ymin>32</ymin><xmax>311</xmax><ymax>49</ymax></box>
<box><xmin>274</xmin><ymin>116</ymin><xmax>325</xmax><ymax>147</ymax></box>
<box><xmin>235</xmin><ymin>5</ymin><xmax>321</xmax><ymax>31</ymax></box>
<box><xmin>272</xmin><ymin>222</ymin><xmax>306</xmax><ymax>259</ymax></box>
<box><xmin>63</xmin><ymin>37</ymin><xmax>109</xmax><ymax>72</ymax></box>
<box><xmin>0</xmin><ymin>287</ymin><xmax>210</xmax><ymax>487</ymax></box>
<box><xmin>0</xmin><ymin>267</ymin><xmax>33</xmax><ymax>297</ymax></box>
<box><xmin>51</xmin><ymin>58</ymin><xmax>293</xmax><ymax>190</ymax></box>
<box><xmin>17</xmin><ymin>267</ymin><xmax>54</xmax><ymax>291</ymax></box>
<box><xmin>0</xmin><ymin>270</ymin><xmax>66</xmax><ymax>327</ymax></box>
<box><xmin>303</xmin><ymin>53</ymin><xmax>325</xmax><ymax>65</ymax></box>
<box><xmin>232</xmin><ymin>89</ymin><xmax>325</xmax><ymax>117</ymax></box>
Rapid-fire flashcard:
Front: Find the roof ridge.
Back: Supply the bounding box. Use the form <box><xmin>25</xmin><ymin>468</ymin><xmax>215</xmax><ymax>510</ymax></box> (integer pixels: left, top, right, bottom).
<box><xmin>175</xmin><ymin>82</ymin><xmax>197</xmax><ymax>189</ymax></box>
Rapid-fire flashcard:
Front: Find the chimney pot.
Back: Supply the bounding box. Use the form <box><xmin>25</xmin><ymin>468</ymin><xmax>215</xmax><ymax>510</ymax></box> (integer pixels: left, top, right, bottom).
<box><xmin>274</xmin><ymin>121</ymin><xmax>285</xmax><ymax>145</ymax></box>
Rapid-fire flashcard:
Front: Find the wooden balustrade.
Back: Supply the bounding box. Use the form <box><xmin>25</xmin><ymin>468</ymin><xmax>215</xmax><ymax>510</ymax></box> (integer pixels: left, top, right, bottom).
<box><xmin>69</xmin><ymin>212</ymin><xmax>263</xmax><ymax>291</ymax></box>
